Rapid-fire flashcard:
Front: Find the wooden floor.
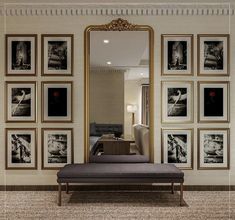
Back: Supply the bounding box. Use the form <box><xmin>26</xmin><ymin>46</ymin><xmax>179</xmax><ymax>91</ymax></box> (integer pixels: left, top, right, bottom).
<box><xmin>0</xmin><ymin>191</ymin><xmax>234</xmax><ymax>219</ymax></box>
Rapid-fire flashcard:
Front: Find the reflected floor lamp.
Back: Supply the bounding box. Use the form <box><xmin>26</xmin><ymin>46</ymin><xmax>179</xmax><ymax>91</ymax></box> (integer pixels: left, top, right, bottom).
<box><xmin>127</xmin><ymin>104</ymin><xmax>138</xmax><ymax>125</ymax></box>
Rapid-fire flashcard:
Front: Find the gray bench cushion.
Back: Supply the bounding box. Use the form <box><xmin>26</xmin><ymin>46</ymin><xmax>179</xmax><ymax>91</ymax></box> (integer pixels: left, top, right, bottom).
<box><xmin>57</xmin><ymin>163</ymin><xmax>184</xmax><ymax>180</ymax></box>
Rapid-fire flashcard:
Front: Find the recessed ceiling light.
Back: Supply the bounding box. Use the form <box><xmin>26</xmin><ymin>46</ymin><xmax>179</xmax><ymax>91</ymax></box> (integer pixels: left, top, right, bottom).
<box><xmin>107</xmin><ymin>61</ymin><xmax>112</xmax><ymax>65</ymax></box>
<box><xmin>103</xmin><ymin>39</ymin><xmax>109</xmax><ymax>44</ymax></box>
<box><xmin>140</xmin><ymin>73</ymin><xmax>144</xmax><ymax>76</ymax></box>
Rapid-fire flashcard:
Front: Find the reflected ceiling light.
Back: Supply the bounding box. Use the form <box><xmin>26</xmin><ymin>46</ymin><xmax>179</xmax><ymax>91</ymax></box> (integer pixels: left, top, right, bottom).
<box><xmin>103</xmin><ymin>39</ymin><xmax>109</xmax><ymax>44</ymax></box>
<box><xmin>107</xmin><ymin>61</ymin><xmax>112</xmax><ymax>65</ymax></box>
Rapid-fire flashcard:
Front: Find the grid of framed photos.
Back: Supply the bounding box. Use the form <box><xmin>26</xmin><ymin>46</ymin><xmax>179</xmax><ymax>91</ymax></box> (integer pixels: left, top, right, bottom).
<box><xmin>161</xmin><ymin>34</ymin><xmax>230</xmax><ymax>170</ymax></box>
<box><xmin>4</xmin><ymin>32</ymin><xmax>230</xmax><ymax>171</ymax></box>
<box><xmin>5</xmin><ymin>34</ymin><xmax>74</xmax><ymax>170</ymax></box>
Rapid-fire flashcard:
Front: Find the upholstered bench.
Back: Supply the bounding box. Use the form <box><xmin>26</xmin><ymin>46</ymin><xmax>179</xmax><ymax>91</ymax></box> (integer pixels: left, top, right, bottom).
<box><xmin>57</xmin><ymin>163</ymin><xmax>184</xmax><ymax>206</ymax></box>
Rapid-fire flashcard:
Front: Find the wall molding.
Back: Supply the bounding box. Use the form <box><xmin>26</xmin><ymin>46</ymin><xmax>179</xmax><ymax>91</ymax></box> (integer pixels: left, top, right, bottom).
<box><xmin>0</xmin><ymin>3</ymin><xmax>234</xmax><ymax>16</ymax></box>
<box><xmin>0</xmin><ymin>185</ymin><xmax>235</xmax><ymax>191</ymax></box>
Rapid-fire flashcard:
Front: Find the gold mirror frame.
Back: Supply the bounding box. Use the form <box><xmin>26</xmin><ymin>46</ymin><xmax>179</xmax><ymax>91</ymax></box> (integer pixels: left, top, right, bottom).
<box><xmin>84</xmin><ymin>18</ymin><xmax>154</xmax><ymax>163</ymax></box>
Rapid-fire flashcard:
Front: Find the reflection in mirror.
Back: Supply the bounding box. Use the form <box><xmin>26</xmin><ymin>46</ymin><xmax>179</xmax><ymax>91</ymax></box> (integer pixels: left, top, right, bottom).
<box><xmin>86</xmin><ymin>20</ymin><xmax>153</xmax><ymax>163</ymax></box>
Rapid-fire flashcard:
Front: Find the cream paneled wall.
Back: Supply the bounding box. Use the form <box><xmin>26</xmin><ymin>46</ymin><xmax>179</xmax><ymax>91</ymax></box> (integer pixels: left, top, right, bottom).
<box><xmin>0</xmin><ymin>6</ymin><xmax>233</xmax><ymax>185</ymax></box>
<box><xmin>90</xmin><ymin>70</ymin><xmax>124</xmax><ymax>125</ymax></box>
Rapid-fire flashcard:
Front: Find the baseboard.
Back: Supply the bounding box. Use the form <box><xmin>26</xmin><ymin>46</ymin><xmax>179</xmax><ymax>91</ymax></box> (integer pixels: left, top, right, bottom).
<box><xmin>0</xmin><ymin>185</ymin><xmax>234</xmax><ymax>191</ymax></box>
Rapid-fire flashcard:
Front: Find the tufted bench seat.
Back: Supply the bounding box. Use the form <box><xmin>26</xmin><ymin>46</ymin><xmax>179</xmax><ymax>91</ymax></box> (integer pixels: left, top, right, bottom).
<box><xmin>57</xmin><ymin>163</ymin><xmax>184</xmax><ymax>206</ymax></box>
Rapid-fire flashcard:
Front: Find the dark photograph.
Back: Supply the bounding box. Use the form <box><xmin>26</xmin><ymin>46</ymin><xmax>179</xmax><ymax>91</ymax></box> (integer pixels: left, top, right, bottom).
<box><xmin>47</xmin><ymin>134</ymin><xmax>68</xmax><ymax>163</ymax></box>
<box><xmin>11</xmin><ymin>134</ymin><xmax>31</xmax><ymax>163</ymax></box>
<box><xmin>203</xmin><ymin>134</ymin><xmax>223</xmax><ymax>163</ymax></box>
<box><xmin>204</xmin><ymin>41</ymin><xmax>223</xmax><ymax>70</ymax></box>
<box><xmin>167</xmin><ymin>134</ymin><xmax>187</xmax><ymax>163</ymax></box>
<box><xmin>48</xmin><ymin>88</ymin><xmax>67</xmax><ymax>117</ymax></box>
<box><xmin>11</xmin><ymin>41</ymin><xmax>31</xmax><ymax>70</ymax></box>
<box><xmin>168</xmin><ymin>41</ymin><xmax>187</xmax><ymax>70</ymax></box>
<box><xmin>168</xmin><ymin>88</ymin><xmax>187</xmax><ymax>117</ymax></box>
<box><xmin>204</xmin><ymin>88</ymin><xmax>223</xmax><ymax>117</ymax></box>
<box><xmin>11</xmin><ymin>88</ymin><xmax>31</xmax><ymax>117</ymax></box>
<box><xmin>48</xmin><ymin>41</ymin><xmax>67</xmax><ymax>70</ymax></box>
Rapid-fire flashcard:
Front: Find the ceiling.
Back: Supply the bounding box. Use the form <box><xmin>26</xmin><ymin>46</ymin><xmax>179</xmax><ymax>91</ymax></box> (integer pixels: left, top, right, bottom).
<box><xmin>90</xmin><ymin>31</ymin><xmax>149</xmax><ymax>80</ymax></box>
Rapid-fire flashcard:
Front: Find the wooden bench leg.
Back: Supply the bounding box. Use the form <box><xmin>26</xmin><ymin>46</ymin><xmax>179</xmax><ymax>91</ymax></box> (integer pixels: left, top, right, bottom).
<box><xmin>171</xmin><ymin>183</ymin><xmax>174</xmax><ymax>194</ymax></box>
<box><xmin>180</xmin><ymin>182</ymin><xmax>184</xmax><ymax>206</ymax></box>
<box><xmin>66</xmin><ymin>183</ymin><xmax>69</xmax><ymax>194</ymax></box>
<box><xmin>58</xmin><ymin>183</ymin><xmax>62</xmax><ymax>206</ymax></box>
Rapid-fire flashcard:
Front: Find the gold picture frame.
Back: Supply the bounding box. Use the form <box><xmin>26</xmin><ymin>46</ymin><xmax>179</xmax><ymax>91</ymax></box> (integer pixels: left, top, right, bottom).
<box><xmin>5</xmin><ymin>128</ymin><xmax>37</xmax><ymax>170</ymax></box>
<box><xmin>198</xmin><ymin>128</ymin><xmax>230</xmax><ymax>170</ymax></box>
<box><xmin>161</xmin><ymin>128</ymin><xmax>193</xmax><ymax>170</ymax></box>
<box><xmin>5</xmin><ymin>81</ymin><xmax>37</xmax><ymax>123</ymax></box>
<box><xmin>161</xmin><ymin>34</ymin><xmax>193</xmax><ymax>76</ymax></box>
<box><xmin>5</xmin><ymin>34</ymin><xmax>37</xmax><ymax>76</ymax></box>
<box><xmin>41</xmin><ymin>128</ymin><xmax>74</xmax><ymax>170</ymax></box>
<box><xmin>197</xmin><ymin>34</ymin><xmax>229</xmax><ymax>76</ymax></box>
<box><xmin>198</xmin><ymin>81</ymin><xmax>229</xmax><ymax>123</ymax></box>
<box><xmin>161</xmin><ymin>81</ymin><xmax>194</xmax><ymax>124</ymax></box>
<box><xmin>41</xmin><ymin>34</ymin><xmax>74</xmax><ymax>76</ymax></box>
<box><xmin>41</xmin><ymin>81</ymin><xmax>73</xmax><ymax>123</ymax></box>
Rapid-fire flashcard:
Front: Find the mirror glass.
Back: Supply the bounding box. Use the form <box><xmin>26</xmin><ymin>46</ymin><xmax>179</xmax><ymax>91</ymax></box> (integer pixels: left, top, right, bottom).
<box><xmin>88</xmin><ymin>30</ymin><xmax>150</xmax><ymax>161</ymax></box>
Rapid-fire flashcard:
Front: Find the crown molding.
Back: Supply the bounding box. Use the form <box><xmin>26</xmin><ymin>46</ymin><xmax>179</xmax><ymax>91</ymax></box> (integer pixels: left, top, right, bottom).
<box><xmin>91</xmin><ymin>67</ymin><xmax>126</xmax><ymax>73</ymax></box>
<box><xmin>0</xmin><ymin>3</ymin><xmax>234</xmax><ymax>16</ymax></box>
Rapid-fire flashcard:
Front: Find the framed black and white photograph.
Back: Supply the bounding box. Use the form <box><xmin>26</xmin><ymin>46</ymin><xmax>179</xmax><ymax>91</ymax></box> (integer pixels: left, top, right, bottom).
<box><xmin>161</xmin><ymin>81</ymin><xmax>193</xmax><ymax>123</ymax></box>
<box><xmin>6</xmin><ymin>128</ymin><xmax>37</xmax><ymax>170</ymax></box>
<box><xmin>198</xmin><ymin>34</ymin><xmax>229</xmax><ymax>76</ymax></box>
<box><xmin>41</xmin><ymin>34</ymin><xmax>73</xmax><ymax>76</ymax></box>
<box><xmin>6</xmin><ymin>81</ymin><xmax>37</xmax><ymax>122</ymax></box>
<box><xmin>162</xmin><ymin>129</ymin><xmax>193</xmax><ymax>169</ymax></box>
<box><xmin>42</xmin><ymin>81</ymin><xmax>73</xmax><ymax>122</ymax></box>
<box><xmin>42</xmin><ymin>128</ymin><xmax>73</xmax><ymax>169</ymax></box>
<box><xmin>198</xmin><ymin>128</ymin><xmax>229</xmax><ymax>170</ymax></box>
<box><xmin>161</xmin><ymin>34</ymin><xmax>193</xmax><ymax>76</ymax></box>
<box><xmin>6</xmin><ymin>34</ymin><xmax>37</xmax><ymax>76</ymax></box>
<box><xmin>198</xmin><ymin>82</ymin><xmax>229</xmax><ymax>123</ymax></box>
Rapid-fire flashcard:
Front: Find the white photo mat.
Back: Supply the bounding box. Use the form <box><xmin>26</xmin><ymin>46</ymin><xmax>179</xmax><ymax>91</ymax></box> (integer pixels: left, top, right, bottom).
<box><xmin>6</xmin><ymin>82</ymin><xmax>36</xmax><ymax>122</ymax></box>
<box><xmin>162</xmin><ymin>35</ymin><xmax>193</xmax><ymax>75</ymax></box>
<box><xmin>162</xmin><ymin>129</ymin><xmax>193</xmax><ymax>169</ymax></box>
<box><xmin>161</xmin><ymin>81</ymin><xmax>193</xmax><ymax>123</ymax></box>
<box><xmin>42</xmin><ymin>82</ymin><xmax>72</xmax><ymax>122</ymax></box>
<box><xmin>42</xmin><ymin>35</ymin><xmax>72</xmax><ymax>75</ymax></box>
<box><xmin>42</xmin><ymin>129</ymin><xmax>73</xmax><ymax>169</ymax></box>
<box><xmin>6</xmin><ymin>129</ymin><xmax>36</xmax><ymax>169</ymax></box>
<box><xmin>198</xmin><ymin>82</ymin><xmax>229</xmax><ymax>122</ymax></box>
<box><xmin>198</xmin><ymin>35</ymin><xmax>229</xmax><ymax>75</ymax></box>
<box><xmin>7</xmin><ymin>35</ymin><xmax>36</xmax><ymax>75</ymax></box>
<box><xmin>198</xmin><ymin>129</ymin><xmax>229</xmax><ymax>169</ymax></box>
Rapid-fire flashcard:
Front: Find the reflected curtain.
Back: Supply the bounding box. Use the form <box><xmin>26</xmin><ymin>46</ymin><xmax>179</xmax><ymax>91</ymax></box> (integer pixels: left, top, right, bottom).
<box><xmin>141</xmin><ymin>84</ymin><xmax>149</xmax><ymax>126</ymax></box>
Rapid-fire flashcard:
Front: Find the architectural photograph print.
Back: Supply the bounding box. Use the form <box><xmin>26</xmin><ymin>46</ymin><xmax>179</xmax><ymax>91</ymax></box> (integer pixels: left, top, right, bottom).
<box><xmin>161</xmin><ymin>81</ymin><xmax>193</xmax><ymax>123</ymax></box>
<box><xmin>6</xmin><ymin>81</ymin><xmax>36</xmax><ymax>122</ymax></box>
<box><xmin>161</xmin><ymin>34</ymin><xmax>193</xmax><ymax>75</ymax></box>
<box><xmin>198</xmin><ymin>81</ymin><xmax>229</xmax><ymax>123</ymax></box>
<box><xmin>41</xmin><ymin>81</ymin><xmax>73</xmax><ymax>122</ymax></box>
<box><xmin>5</xmin><ymin>128</ymin><xmax>37</xmax><ymax>170</ymax></box>
<box><xmin>6</xmin><ymin>34</ymin><xmax>37</xmax><ymax>76</ymax></box>
<box><xmin>41</xmin><ymin>128</ymin><xmax>73</xmax><ymax>169</ymax></box>
<box><xmin>162</xmin><ymin>129</ymin><xmax>193</xmax><ymax>169</ymax></box>
<box><xmin>41</xmin><ymin>34</ymin><xmax>73</xmax><ymax>76</ymax></box>
<box><xmin>198</xmin><ymin>128</ymin><xmax>229</xmax><ymax>170</ymax></box>
<box><xmin>198</xmin><ymin>34</ymin><xmax>229</xmax><ymax>76</ymax></box>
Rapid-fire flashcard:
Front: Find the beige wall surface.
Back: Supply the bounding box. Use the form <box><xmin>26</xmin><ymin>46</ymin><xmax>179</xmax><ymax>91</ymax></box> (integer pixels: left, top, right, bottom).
<box><xmin>0</xmin><ymin>2</ymin><xmax>234</xmax><ymax>186</ymax></box>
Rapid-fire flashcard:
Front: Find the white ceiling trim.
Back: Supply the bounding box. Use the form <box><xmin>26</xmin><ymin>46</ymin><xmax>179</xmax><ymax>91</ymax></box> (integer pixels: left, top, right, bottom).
<box><xmin>0</xmin><ymin>3</ymin><xmax>234</xmax><ymax>16</ymax></box>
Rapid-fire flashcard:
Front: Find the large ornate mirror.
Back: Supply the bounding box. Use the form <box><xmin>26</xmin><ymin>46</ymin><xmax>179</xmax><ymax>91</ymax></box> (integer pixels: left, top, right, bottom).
<box><xmin>84</xmin><ymin>18</ymin><xmax>154</xmax><ymax>163</ymax></box>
